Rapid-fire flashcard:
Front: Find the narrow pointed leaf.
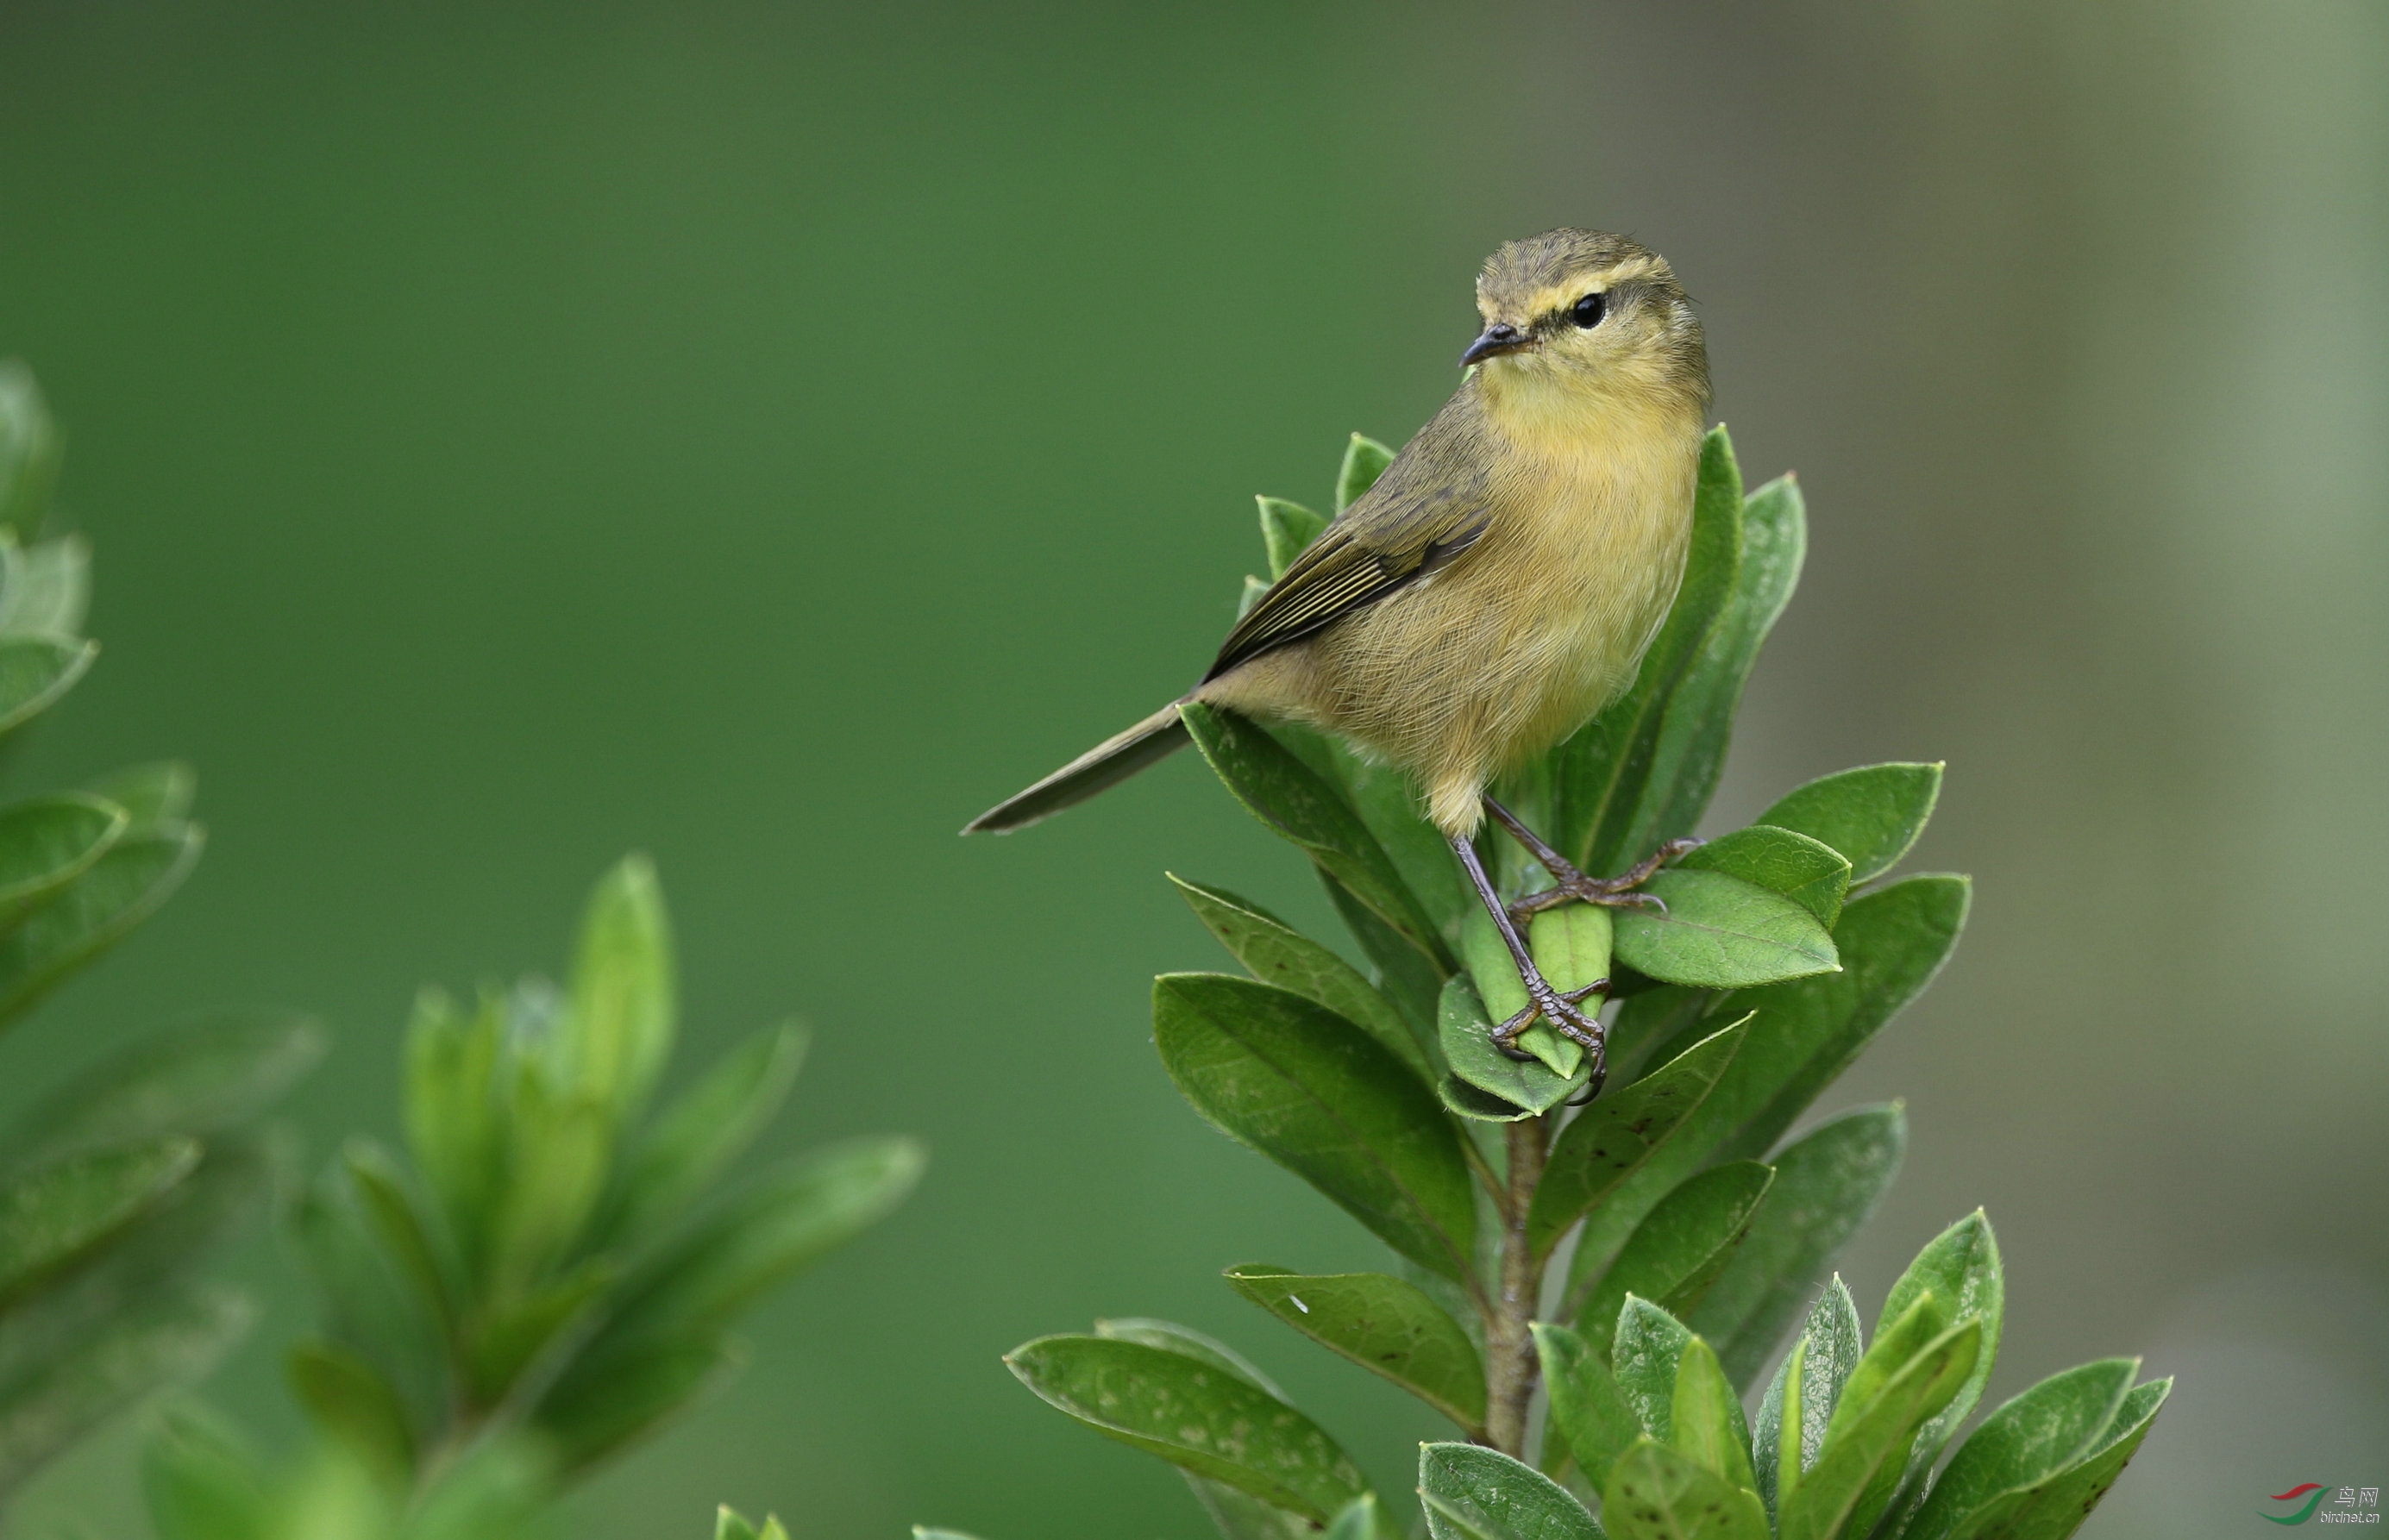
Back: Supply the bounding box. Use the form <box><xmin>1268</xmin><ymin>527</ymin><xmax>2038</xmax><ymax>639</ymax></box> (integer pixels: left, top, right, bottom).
<box><xmin>1676</xmin><ymin>826</ymin><xmax>1850</xmax><ymax>928</ymax></box>
<box><xmin>286</xmin><ymin>1337</ymin><xmax>417</xmax><ymax>1477</ymax></box>
<box><xmin>567</xmin><ymin>855</ymin><xmax>676</xmax><ymax>1124</ymax></box>
<box><xmin>1006</xmin><ymin>1335</ymin><xmax>1365</xmax><ymax>1521</ymax></box>
<box><xmin>1530</xmin><ymin>1016</ymin><xmax>1750</xmax><ymax>1256</ymax></box>
<box><xmin>539</xmin><ymin>1332</ymin><xmax>743</xmax><ymax>1473</ymax></box>
<box><xmin>1875</xmin><ymin>1211</ymin><xmax>2005</xmax><ymax>1531</ymax></box>
<box><xmin>1182</xmin><ymin>703</ymin><xmax>1449</xmax><ymax>967</ymax></box>
<box><xmin>84</xmin><ymin>761</ymin><xmax>196</xmax><ymax>833</ymax></box>
<box><xmin>1759</xmin><ymin>764</ymin><xmax>1943</xmax><ymax>885</ymax></box>
<box><xmin>1189</xmin><ymin>1474</ymin><xmax>1321</xmax><ymax>1540</ymax></box>
<box><xmin>1778</xmin><ymin>1318</ymin><xmax>1980</xmax><ymax>1540</ymax></box>
<box><xmin>1225</xmin><ymin>1265</ymin><xmax>1485</xmax><ymax>1430</ymax></box>
<box><xmin>1536</xmin><ymin>1321</ymin><xmax>1644</xmax><ymax>1487</ymax></box>
<box><xmin>0</xmin><ymin>793</ymin><xmax>126</xmax><ymax>932</ymax></box>
<box><xmin>0</xmin><ymin>824</ymin><xmax>203</xmax><ymax>1030</ymax></box>
<box><xmin>1611</xmin><ymin>870</ymin><xmax>1837</xmax><ymax>990</ymax></box>
<box><xmin>1439</xmin><ymin>974</ymin><xmax>1586</xmax><ymax>1113</ymax></box>
<box><xmin>1575</xmin><ymin>1162</ymin><xmax>1774</xmax><ymax>1359</ymax></box>
<box><xmin>1901</xmin><ymin>1359</ymin><xmax>2137</xmax><ymax>1540</ymax></box>
<box><xmin>1154</xmin><ymin>973</ymin><xmax>1475</xmax><ymax>1280</ymax></box>
<box><xmin>1602</xmin><ymin>1438</ymin><xmax>1771</xmax><ymax>1540</ymax></box>
<box><xmin>1689</xmin><ymin>1104</ymin><xmax>1906</xmax><ymax>1387</ymax></box>
<box><xmin>603</xmin><ymin>1022</ymin><xmax>809</xmax><ymax>1246</ymax></box>
<box><xmin>1322</xmin><ymin>872</ymin><xmax>1445</xmax><ymax>1041</ymax></box>
<box><xmin>0</xmin><ymin>636</ymin><xmax>93</xmax><ymax>740</ymax></box>
<box><xmin>6</xmin><ymin>1011</ymin><xmax>323</xmax><ymax>1164</ymax></box>
<box><xmin>1753</xmin><ymin>1279</ymin><xmax>1864</xmax><ymax>1516</ymax></box>
<box><xmin>0</xmin><ymin>536</ymin><xmax>89</xmax><ymax>638</ymax></box>
<box><xmin>1935</xmin><ymin>1379</ymin><xmax>2168</xmax><ymax>1540</ymax></box>
<box><xmin>1335</xmin><ymin>434</ymin><xmax>1395</xmax><ymax>513</ymax></box>
<box><xmin>0</xmin><ymin>364</ymin><xmax>61</xmax><ymax>541</ymax></box>
<box><xmin>0</xmin><ymin>1136</ymin><xmax>198</xmax><ymax>1305</ymax></box>
<box><xmin>1174</xmin><ymin>875</ymin><xmax>1433</xmax><ymax>1082</ymax></box>
<box><xmin>1669</xmin><ymin>1337</ymin><xmax>1755</xmax><ymax>1493</ymax></box>
<box><xmin>1259</xmin><ymin>497</ymin><xmax>1329</xmax><ymax>579</ymax></box>
<box><xmin>716</xmin><ymin>1510</ymin><xmax>763</xmax><ymax>1540</ymax></box>
<box><xmin>1610</xmin><ymin>1296</ymin><xmax>1693</xmax><ymax>1442</ymax></box>
<box><xmin>1418</xmin><ymin>1442</ymin><xmax>1602</xmax><ymax>1540</ymax></box>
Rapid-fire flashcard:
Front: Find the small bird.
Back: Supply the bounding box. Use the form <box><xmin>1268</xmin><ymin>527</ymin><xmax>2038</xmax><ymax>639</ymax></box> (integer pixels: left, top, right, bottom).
<box><xmin>968</xmin><ymin>229</ymin><xmax>1710</xmax><ymax>1067</ymax></box>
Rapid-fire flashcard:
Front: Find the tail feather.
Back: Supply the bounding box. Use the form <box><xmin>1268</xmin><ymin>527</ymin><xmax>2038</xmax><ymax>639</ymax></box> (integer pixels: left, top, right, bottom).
<box><xmin>962</xmin><ymin>702</ymin><xmax>1193</xmax><ymax>834</ymax></box>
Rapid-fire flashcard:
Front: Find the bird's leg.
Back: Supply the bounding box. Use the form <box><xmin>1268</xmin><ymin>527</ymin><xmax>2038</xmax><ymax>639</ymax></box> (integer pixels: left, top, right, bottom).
<box><xmin>1447</xmin><ymin>831</ymin><xmax>1608</xmax><ymax>1067</ymax></box>
<box><xmin>1483</xmin><ymin>795</ymin><xmax>1702</xmax><ymax>928</ymax></box>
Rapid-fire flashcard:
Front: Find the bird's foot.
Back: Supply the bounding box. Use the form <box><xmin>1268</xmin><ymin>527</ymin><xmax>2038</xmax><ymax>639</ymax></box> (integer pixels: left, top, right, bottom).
<box><xmin>1507</xmin><ymin>836</ymin><xmax>1703</xmax><ymax>929</ymax></box>
<box><xmin>1488</xmin><ymin>977</ymin><xmax>1609</xmax><ymax>1059</ymax></box>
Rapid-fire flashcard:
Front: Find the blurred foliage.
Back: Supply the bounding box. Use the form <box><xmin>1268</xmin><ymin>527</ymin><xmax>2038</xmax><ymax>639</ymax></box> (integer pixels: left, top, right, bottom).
<box><xmin>964</xmin><ymin>432</ymin><xmax>2166</xmax><ymax>1538</ymax></box>
<box><xmin>0</xmin><ymin>363</ymin><xmax>321</xmax><ymax>1506</ymax></box>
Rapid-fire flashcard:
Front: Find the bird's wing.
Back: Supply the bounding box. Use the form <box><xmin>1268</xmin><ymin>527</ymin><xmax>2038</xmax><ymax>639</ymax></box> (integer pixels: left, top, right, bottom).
<box><xmin>1203</xmin><ymin>454</ymin><xmax>1493</xmax><ymax>683</ymax></box>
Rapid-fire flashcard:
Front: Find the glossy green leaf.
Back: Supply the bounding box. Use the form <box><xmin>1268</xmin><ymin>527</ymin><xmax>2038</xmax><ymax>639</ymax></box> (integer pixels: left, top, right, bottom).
<box><xmin>1188</xmin><ymin>1464</ymin><xmax>1326</xmax><ymax>1540</ymax></box>
<box><xmin>1533</xmin><ymin>902</ymin><xmax>1613</xmax><ymax>995</ymax></box>
<box><xmin>1759</xmin><ymin>763</ymin><xmax>1942</xmax><ymax>886</ymax></box>
<box><xmin>1322</xmin><ymin>872</ymin><xmax>1445</xmax><ymax>1041</ymax></box>
<box><xmin>1154</xmin><ymin>973</ymin><xmax>1475</xmax><ymax>1280</ymax></box>
<box><xmin>1569</xmin><ymin>878</ymin><xmax>1967</xmax><ymax>1290</ymax></box>
<box><xmin>1530</xmin><ymin>1016</ymin><xmax>1750</xmax><ymax>1256</ymax></box>
<box><xmin>1779</xmin><ymin>1316</ymin><xmax>1980</xmax><ymax>1540</ymax></box>
<box><xmin>1239</xmin><ymin>573</ymin><xmax>1270</xmax><ymax>619</ymax></box>
<box><xmin>0</xmin><ymin>1136</ymin><xmax>198</xmax><ymax>1306</ymax></box>
<box><xmin>1182</xmin><ymin>703</ymin><xmax>1449</xmax><ymax>967</ymax></box>
<box><xmin>1259</xmin><ymin>497</ymin><xmax>1329</xmax><ymax>579</ymax></box>
<box><xmin>1173</xmin><ymin>875</ymin><xmax>1432</xmax><ymax>1082</ymax></box>
<box><xmin>1329</xmin><ymin>752</ymin><xmax>1474</xmax><ymax>947</ymax></box>
<box><xmin>1575</xmin><ymin>1162</ymin><xmax>1774</xmax><ymax>1360</ymax></box>
<box><xmin>0</xmin><ymin>535</ymin><xmax>89</xmax><ymax>638</ymax></box>
<box><xmin>0</xmin><ymin>363</ymin><xmax>61</xmax><ymax>542</ymax></box>
<box><xmin>1669</xmin><ymin>1337</ymin><xmax>1755</xmax><ymax>1493</ymax></box>
<box><xmin>85</xmin><ymin>761</ymin><xmax>197</xmax><ymax>832</ymax></box>
<box><xmin>1611</xmin><ymin>870</ymin><xmax>1837</xmax><ymax>990</ymax></box>
<box><xmin>1326</xmin><ymin>1493</ymin><xmax>1386</xmax><ymax>1540</ymax></box>
<box><xmin>1689</xmin><ymin>1104</ymin><xmax>1905</xmax><ymax>1387</ymax></box>
<box><xmin>1535</xmin><ymin>1321</ymin><xmax>1643</xmax><ymax>1487</ymax></box>
<box><xmin>1753</xmin><ymin>1278</ymin><xmax>1862</xmax><ymax>1516</ymax></box>
<box><xmin>1006</xmin><ymin>1335</ymin><xmax>1365</xmax><ymax>1521</ymax></box>
<box><xmin>1937</xmin><ymin>1378</ymin><xmax>2168</xmax><ymax>1540</ymax></box>
<box><xmin>1224</xmin><ymin>1264</ymin><xmax>1486</xmax><ymax>1430</ymax></box>
<box><xmin>1901</xmin><ymin>1358</ymin><xmax>2137</xmax><ymax>1540</ymax></box>
<box><xmin>0</xmin><ymin>792</ymin><xmax>124</xmax><ymax>930</ymax></box>
<box><xmin>1439</xmin><ymin>974</ymin><xmax>1586</xmax><ymax>1114</ymax></box>
<box><xmin>1610</xmin><ymin>1296</ymin><xmax>1693</xmax><ymax>1443</ymax></box>
<box><xmin>602</xmin><ymin>1021</ymin><xmax>808</xmax><ymax>1248</ymax></box>
<box><xmin>1335</xmin><ymin>433</ymin><xmax>1395</xmax><ymax>513</ymax></box>
<box><xmin>1094</xmin><ymin>1316</ymin><xmax>1288</xmax><ymax>1395</ymax></box>
<box><xmin>540</xmin><ymin>1332</ymin><xmax>743</xmax><ymax>1473</ymax></box>
<box><xmin>1602</xmin><ymin>1438</ymin><xmax>1771</xmax><ymax>1540</ymax></box>
<box><xmin>1418</xmin><ymin>1442</ymin><xmax>1602</xmax><ymax>1540</ymax></box>
<box><xmin>1605</xmin><ymin>986</ymin><xmax>1715</xmax><ymax>1086</ymax></box>
<box><xmin>1452</xmin><ymin>903</ymin><xmax>1606</xmax><ymax>1081</ymax></box>
<box><xmin>1555</xmin><ymin>426</ymin><xmax>1745</xmax><ymax>874</ymax></box>
<box><xmin>0</xmin><ymin>1282</ymin><xmax>251</xmax><ymax>1498</ymax></box>
<box><xmin>0</xmin><ymin>636</ymin><xmax>94</xmax><ymax>740</ymax></box>
<box><xmin>567</xmin><ymin>855</ymin><xmax>676</xmax><ymax>1124</ymax></box>
<box><xmin>1875</xmin><ymin>1211</ymin><xmax>2005</xmax><ymax>1531</ymax></box>
<box><xmin>287</xmin><ymin>1337</ymin><xmax>418</xmax><ymax>1477</ymax></box>
<box><xmin>6</xmin><ymin>1011</ymin><xmax>323</xmax><ymax>1165</ymax></box>
<box><xmin>0</xmin><ymin>823</ymin><xmax>202</xmax><ymax>1030</ymax></box>
<box><xmin>1676</xmin><ymin>826</ymin><xmax>1849</xmax><ymax>929</ymax></box>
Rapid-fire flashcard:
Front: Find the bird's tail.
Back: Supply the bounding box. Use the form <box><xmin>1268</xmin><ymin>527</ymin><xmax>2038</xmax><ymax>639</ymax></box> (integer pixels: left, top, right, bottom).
<box><xmin>962</xmin><ymin>701</ymin><xmax>1193</xmax><ymax>834</ymax></box>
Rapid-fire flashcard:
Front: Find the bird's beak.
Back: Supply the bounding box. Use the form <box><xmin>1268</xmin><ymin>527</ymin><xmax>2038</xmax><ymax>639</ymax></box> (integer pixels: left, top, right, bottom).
<box><xmin>1459</xmin><ymin>322</ymin><xmax>1533</xmax><ymax>367</ymax></box>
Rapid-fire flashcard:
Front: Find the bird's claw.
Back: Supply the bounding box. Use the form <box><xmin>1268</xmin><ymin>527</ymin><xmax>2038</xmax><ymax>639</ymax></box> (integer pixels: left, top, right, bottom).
<box><xmin>1488</xmin><ymin>979</ymin><xmax>1608</xmax><ymax>1061</ymax></box>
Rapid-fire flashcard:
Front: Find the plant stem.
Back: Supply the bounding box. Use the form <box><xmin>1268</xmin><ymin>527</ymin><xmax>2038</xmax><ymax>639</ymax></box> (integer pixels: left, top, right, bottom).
<box><xmin>1483</xmin><ymin>1113</ymin><xmax>1550</xmax><ymax>1457</ymax></box>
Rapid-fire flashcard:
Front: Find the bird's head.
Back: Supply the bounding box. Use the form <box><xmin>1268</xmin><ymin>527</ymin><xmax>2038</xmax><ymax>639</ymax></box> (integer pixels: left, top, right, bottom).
<box><xmin>1464</xmin><ymin>229</ymin><xmax>1709</xmax><ymax>419</ymax></box>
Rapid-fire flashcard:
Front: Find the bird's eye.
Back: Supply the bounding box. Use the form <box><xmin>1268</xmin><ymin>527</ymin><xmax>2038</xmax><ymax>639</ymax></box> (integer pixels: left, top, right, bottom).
<box><xmin>1571</xmin><ymin>291</ymin><xmax>1607</xmax><ymax>329</ymax></box>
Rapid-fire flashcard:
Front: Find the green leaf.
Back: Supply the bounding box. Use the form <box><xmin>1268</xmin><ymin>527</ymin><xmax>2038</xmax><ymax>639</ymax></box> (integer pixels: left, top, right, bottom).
<box><xmin>287</xmin><ymin>1337</ymin><xmax>418</xmax><ymax>1478</ymax></box>
<box><xmin>0</xmin><ymin>823</ymin><xmax>203</xmax><ymax>1030</ymax></box>
<box><xmin>85</xmin><ymin>761</ymin><xmax>197</xmax><ymax>832</ymax></box>
<box><xmin>0</xmin><ymin>1282</ymin><xmax>252</xmax><ymax>1498</ymax></box>
<box><xmin>593</xmin><ymin>1136</ymin><xmax>925</xmax><ymax>1348</ymax></box>
<box><xmin>143</xmin><ymin>1401</ymin><xmax>273</xmax><ymax>1540</ymax></box>
<box><xmin>1153</xmin><ymin>973</ymin><xmax>1475</xmax><ymax>1280</ymax></box>
<box><xmin>1530</xmin><ymin>1016</ymin><xmax>1750</xmax><ymax>1256</ymax></box>
<box><xmin>1569</xmin><ymin>878</ymin><xmax>1967</xmax><ymax>1291</ymax></box>
<box><xmin>1173</xmin><ymin>875</ymin><xmax>1433</xmax><ymax>1083</ymax></box>
<box><xmin>403</xmin><ymin>988</ymin><xmax>504</xmax><ymax>1276</ymax></box>
<box><xmin>1610</xmin><ymin>1296</ymin><xmax>1693</xmax><ymax>1442</ymax></box>
<box><xmin>1759</xmin><ymin>764</ymin><xmax>1943</xmax><ymax>885</ymax></box>
<box><xmin>1601</xmin><ymin>1438</ymin><xmax>1771</xmax><ymax>1540</ymax></box>
<box><xmin>1224</xmin><ymin>1264</ymin><xmax>1486</xmax><ymax>1431</ymax></box>
<box><xmin>1554</xmin><ymin>426</ymin><xmax>1745</xmax><ymax>875</ymax></box>
<box><xmin>462</xmin><ymin>1257</ymin><xmax>615</xmax><ymax>1405</ymax></box>
<box><xmin>1535</xmin><ymin>1321</ymin><xmax>1644</xmax><ymax>1488</ymax></box>
<box><xmin>342</xmin><ymin>1140</ymin><xmax>461</xmax><ymax>1337</ymax></box>
<box><xmin>5</xmin><ymin>1011</ymin><xmax>323</xmax><ymax>1164</ymax></box>
<box><xmin>1675</xmin><ymin>827</ymin><xmax>1849</xmax><ymax>929</ymax></box>
<box><xmin>1439</xmin><ymin>974</ymin><xmax>1587</xmax><ymax>1115</ymax></box>
<box><xmin>1669</xmin><ymin>1337</ymin><xmax>1755</xmax><ymax>1494</ymax></box>
<box><xmin>1181</xmin><ymin>704</ymin><xmax>1450</xmax><ymax>967</ymax></box>
<box><xmin>1874</xmin><ymin>1211</ymin><xmax>2005</xmax><ymax>1531</ymax></box>
<box><xmin>717</xmin><ymin>1509</ymin><xmax>779</xmax><ymax>1540</ymax></box>
<box><xmin>1932</xmin><ymin>1378</ymin><xmax>2168</xmax><ymax>1540</ymax></box>
<box><xmin>1533</xmin><ymin>902</ymin><xmax>1613</xmax><ymax>998</ymax></box>
<box><xmin>1778</xmin><ymin>1316</ymin><xmax>1980</xmax><ymax>1540</ymax></box>
<box><xmin>1604</xmin><ymin>986</ymin><xmax>1714</xmax><ymax>1086</ymax></box>
<box><xmin>539</xmin><ymin>1332</ymin><xmax>743</xmax><ymax>1474</ymax></box>
<box><xmin>1006</xmin><ymin>1335</ymin><xmax>1366</xmax><ymax>1522</ymax></box>
<box><xmin>1418</xmin><ymin>1442</ymin><xmax>1602</xmax><ymax>1540</ymax></box>
<box><xmin>912</xmin><ymin>1530</ymin><xmax>981</xmax><ymax>1540</ymax></box>
<box><xmin>1326</xmin><ymin>1493</ymin><xmax>1386</xmax><ymax>1540</ymax></box>
<box><xmin>0</xmin><ymin>792</ymin><xmax>124</xmax><ymax>931</ymax></box>
<box><xmin>1688</xmin><ymin>1104</ymin><xmax>1905</xmax><ymax>1388</ymax></box>
<box><xmin>1753</xmin><ymin>1278</ymin><xmax>1864</xmax><ymax>1516</ymax></box>
<box><xmin>1094</xmin><ymin>1315</ymin><xmax>1288</xmax><ymax>1396</ymax></box>
<box><xmin>0</xmin><ymin>1136</ymin><xmax>199</xmax><ymax>1306</ymax></box>
<box><xmin>1611</xmin><ymin>870</ymin><xmax>1838</xmax><ymax>991</ymax></box>
<box><xmin>487</xmin><ymin>1068</ymin><xmax>611</xmax><ymax>1293</ymax></box>
<box><xmin>1900</xmin><ymin>1359</ymin><xmax>2137</xmax><ymax>1540</ymax></box>
<box><xmin>0</xmin><ymin>636</ymin><xmax>94</xmax><ymax>740</ymax></box>
<box><xmin>0</xmin><ymin>535</ymin><xmax>89</xmax><ymax>638</ymax></box>
<box><xmin>1335</xmin><ymin>434</ymin><xmax>1395</xmax><ymax>513</ymax></box>
<box><xmin>567</xmin><ymin>855</ymin><xmax>677</xmax><ymax>1124</ymax></box>
<box><xmin>0</xmin><ymin>363</ymin><xmax>62</xmax><ymax>542</ymax></box>
<box><xmin>1259</xmin><ymin>497</ymin><xmax>1329</xmax><ymax>579</ymax></box>
<box><xmin>1575</xmin><ymin>1163</ymin><xmax>1774</xmax><ymax>1361</ymax></box>
<box><xmin>602</xmin><ymin>1022</ymin><xmax>809</xmax><ymax>1248</ymax></box>
<box><xmin>1322</xmin><ymin>872</ymin><xmax>1446</xmax><ymax>1042</ymax></box>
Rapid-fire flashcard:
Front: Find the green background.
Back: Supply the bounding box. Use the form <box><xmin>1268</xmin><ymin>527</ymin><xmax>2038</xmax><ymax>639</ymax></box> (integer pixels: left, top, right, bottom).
<box><xmin>1</xmin><ymin>3</ymin><xmax>2383</xmax><ymax>1536</ymax></box>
